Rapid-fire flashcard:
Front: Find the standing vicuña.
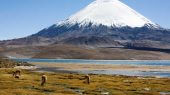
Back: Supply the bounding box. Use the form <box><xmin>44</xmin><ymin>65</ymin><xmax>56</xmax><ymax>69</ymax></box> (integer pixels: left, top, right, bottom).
<box><xmin>85</xmin><ymin>74</ymin><xmax>90</xmax><ymax>84</ymax></box>
<box><xmin>41</xmin><ymin>74</ymin><xmax>47</xmax><ymax>86</ymax></box>
<box><xmin>12</xmin><ymin>70</ymin><xmax>21</xmax><ymax>79</ymax></box>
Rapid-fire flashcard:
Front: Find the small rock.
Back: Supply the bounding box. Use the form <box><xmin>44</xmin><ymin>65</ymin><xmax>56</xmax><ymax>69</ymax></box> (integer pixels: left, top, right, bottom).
<box><xmin>101</xmin><ymin>92</ymin><xmax>109</xmax><ymax>95</ymax></box>
<box><xmin>160</xmin><ymin>92</ymin><xmax>170</xmax><ymax>95</ymax></box>
<box><xmin>144</xmin><ymin>88</ymin><xmax>150</xmax><ymax>91</ymax></box>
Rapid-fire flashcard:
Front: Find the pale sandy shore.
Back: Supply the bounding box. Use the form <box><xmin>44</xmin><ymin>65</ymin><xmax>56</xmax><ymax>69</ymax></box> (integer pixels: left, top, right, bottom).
<box><xmin>31</xmin><ymin>62</ymin><xmax>170</xmax><ymax>72</ymax></box>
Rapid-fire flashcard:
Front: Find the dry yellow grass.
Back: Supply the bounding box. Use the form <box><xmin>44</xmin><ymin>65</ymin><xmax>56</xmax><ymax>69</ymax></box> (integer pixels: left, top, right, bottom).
<box><xmin>0</xmin><ymin>68</ymin><xmax>170</xmax><ymax>95</ymax></box>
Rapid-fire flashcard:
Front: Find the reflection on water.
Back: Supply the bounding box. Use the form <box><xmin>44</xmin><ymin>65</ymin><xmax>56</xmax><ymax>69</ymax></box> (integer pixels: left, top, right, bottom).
<box><xmin>13</xmin><ymin>58</ymin><xmax>170</xmax><ymax>66</ymax></box>
<box><xmin>13</xmin><ymin>58</ymin><xmax>170</xmax><ymax>77</ymax></box>
<box><xmin>34</xmin><ymin>66</ymin><xmax>170</xmax><ymax>78</ymax></box>
<box><xmin>77</xmin><ymin>70</ymin><xmax>170</xmax><ymax>77</ymax></box>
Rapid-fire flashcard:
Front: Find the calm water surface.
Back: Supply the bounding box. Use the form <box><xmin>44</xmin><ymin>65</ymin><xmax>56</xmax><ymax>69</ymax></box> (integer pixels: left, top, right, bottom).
<box><xmin>13</xmin><ymin>58</ymin><xmax>170</xmax><ymax>66</ymax></box>
<box><xmin>13</xmin><ymin>59</ymin><xmax>170</xmax><ymax>77</ymax></box>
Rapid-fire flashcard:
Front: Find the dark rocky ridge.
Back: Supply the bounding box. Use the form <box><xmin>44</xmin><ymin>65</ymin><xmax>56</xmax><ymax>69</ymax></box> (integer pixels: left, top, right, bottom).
<box><xmin>0</xmin><ymin>22</ymin><xmax>169</xmax><ymax>55</ymax></box>
<box><xmin>1</xmin><ymin>23</ymin><xmax>170</xmax><ymax>49</ymax></box>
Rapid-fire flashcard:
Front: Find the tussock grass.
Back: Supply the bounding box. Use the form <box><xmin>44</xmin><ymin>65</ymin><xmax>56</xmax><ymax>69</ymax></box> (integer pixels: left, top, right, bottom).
<box><xmin>0</xmin><ymin>68</ymin><xmax>170</xmax><ymax>95</ymax></box>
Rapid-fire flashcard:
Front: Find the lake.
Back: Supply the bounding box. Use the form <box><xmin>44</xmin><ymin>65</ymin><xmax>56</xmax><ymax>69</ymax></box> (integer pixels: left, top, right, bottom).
<box><xmin>13</xmin><ymin>59</ymin><xmax>170</xmax><ymax>77</ymax></box>
<box><xmin>13</xmin><ymin>58</ymin><xmax>170</xmax><ymax>66</ymax></box>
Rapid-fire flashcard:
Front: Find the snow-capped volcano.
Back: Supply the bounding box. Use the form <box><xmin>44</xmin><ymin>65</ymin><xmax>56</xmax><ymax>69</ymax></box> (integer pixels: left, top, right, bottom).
<box><xmin>1</xmin><ymin>0</ymin><xmax>170</xmax><ymax>49</ymax></box>
<box><xmin>59</xmin><ymin>0</ymin><xmax>158</xmax><ymax>28</ymax></box>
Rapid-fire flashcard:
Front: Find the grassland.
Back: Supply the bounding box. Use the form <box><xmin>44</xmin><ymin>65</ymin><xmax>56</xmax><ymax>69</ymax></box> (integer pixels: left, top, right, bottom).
<box><xmin>0</xmin><ymin>68</ymin><xmax>170</xmax><ymax>95</ymax></box>
<box><xmin>0</xmin><ymin>58</ymin><xmax>33</xmax><ymax>68</ymax></box>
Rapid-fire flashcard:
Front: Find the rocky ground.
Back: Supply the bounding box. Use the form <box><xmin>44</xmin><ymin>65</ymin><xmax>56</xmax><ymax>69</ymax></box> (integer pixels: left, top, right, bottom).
<box><xmin>1</xmin><ymin>44</ymin><xmax>170</xmax><ymax>60</ymax></box>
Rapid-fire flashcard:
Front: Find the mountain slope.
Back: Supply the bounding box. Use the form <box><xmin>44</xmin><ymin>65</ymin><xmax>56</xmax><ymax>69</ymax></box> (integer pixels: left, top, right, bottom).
<box><xmin>33</xmin><ymin>25</ymin><xmax>170</xmax><ymax>48</ymax></box>
<box><xmin>0</xmin><ymin>0</ymin><xmax>170</xmax><ymax>50</ymax></box>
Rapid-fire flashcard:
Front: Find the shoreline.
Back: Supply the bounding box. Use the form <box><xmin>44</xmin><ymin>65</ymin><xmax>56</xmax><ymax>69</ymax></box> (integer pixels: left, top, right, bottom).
<box><xmin>12</xmin><ymin>58</ymin><xmax>170</xmax><ymax>61</ymax></box>
<box><xmin>30</xmin><ymin>62</ymin><xmax>170</xmax><ymax>77</ymax></box>
<box><xmin>31</xmin><ymin>62</ymin><xmax>170</xmax><ymax>71</ymax></box>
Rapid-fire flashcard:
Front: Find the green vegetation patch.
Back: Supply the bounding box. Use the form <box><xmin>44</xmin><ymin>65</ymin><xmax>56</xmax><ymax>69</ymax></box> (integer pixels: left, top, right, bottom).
<box><xmin>0</xmin><ymin>69</ymin><xmax>170</xmax><ymax>95</ymax></box>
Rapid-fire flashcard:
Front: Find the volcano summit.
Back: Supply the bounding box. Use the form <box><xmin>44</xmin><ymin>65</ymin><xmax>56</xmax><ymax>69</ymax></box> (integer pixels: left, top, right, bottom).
<box><xmin>1</xmin><ymin>0</ymin><xmax>170</xmax><ymax>52</ymax></box>
<box><xmin>59</xmin><ymin>0</ymin><xmax>158</xmax><ymax>28</ymax></box>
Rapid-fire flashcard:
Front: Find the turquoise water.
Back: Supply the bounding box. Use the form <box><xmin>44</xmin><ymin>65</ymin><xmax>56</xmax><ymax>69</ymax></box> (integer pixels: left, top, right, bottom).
<box><xmin>13</xmin><ymin>58</ymin><xmax>170</xmax><ymax>77</ymax></box>
<box><xmin>13</xmin><ymin>58</ymin><xmax>170</xmax><ymax>66</ymax></box>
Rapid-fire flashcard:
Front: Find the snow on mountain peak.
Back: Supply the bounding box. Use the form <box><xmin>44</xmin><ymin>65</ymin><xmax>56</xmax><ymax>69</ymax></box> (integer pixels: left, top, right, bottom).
<box><xmin>58</xmin><ymin>0</ymin><xmax>158</xmax><ymax>28</ymax></box>
<box><xmin>95</xmin><ymin>0</ymin><xmax>120</xmax><ymax>3</ymax></box>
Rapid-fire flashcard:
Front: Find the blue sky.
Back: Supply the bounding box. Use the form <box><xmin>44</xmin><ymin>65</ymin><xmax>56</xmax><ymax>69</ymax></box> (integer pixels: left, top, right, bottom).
<box><xmin>0</xmin><ymin>0</ymin><xmax>169</xmax><ymax>40</ymax></box>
